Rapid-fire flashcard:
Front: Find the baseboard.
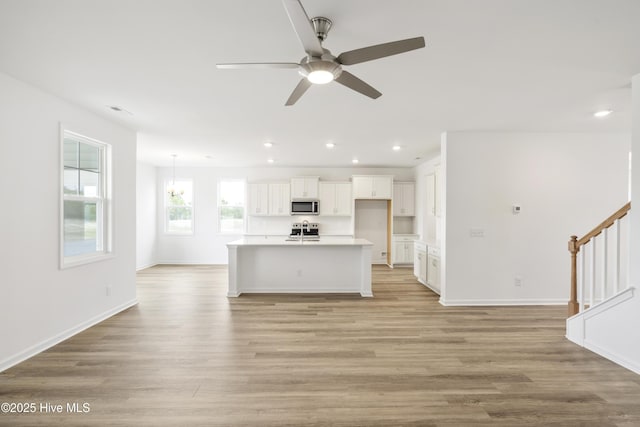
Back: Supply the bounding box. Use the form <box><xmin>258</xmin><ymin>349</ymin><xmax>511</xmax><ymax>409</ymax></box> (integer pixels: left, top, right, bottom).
<box><xmin>572</xmin><ymin>287</ymin><xmax>635</xmax><ymax>321</ymax></box>
<box><xmin>0</xmin><ymin>298</ymin><xmax>138</xmax><ymax>373</ymax></box>
<box><xmin>236</xmin><ymin>289</ymin><xmax>364</xmax><ymax>294</ymax></box>
<box><xmin>583</xmin><ymin>340</ymin><xmax>640</xmax><ymax>375</ymax></box>
<box><xmin>155</xmin><ymin>260</ymin><xmax>217</xmax><ymax>265</ymax></box>
<box><xmin>439</xmin><ymin>298</ymin><xmax>566</xmax><ymax>306</ymax></box>
<box><xmin>136</xmin><ymin>262</ymin><xmax>157</xmax><ymax>271</ymax></box>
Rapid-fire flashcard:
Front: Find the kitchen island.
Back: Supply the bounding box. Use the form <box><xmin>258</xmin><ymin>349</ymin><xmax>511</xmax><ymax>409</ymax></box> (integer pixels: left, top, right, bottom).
<box><xmin>226</xmin><ymin>237</ymin><xmax>373</xmax><ymax>297</ymax></box>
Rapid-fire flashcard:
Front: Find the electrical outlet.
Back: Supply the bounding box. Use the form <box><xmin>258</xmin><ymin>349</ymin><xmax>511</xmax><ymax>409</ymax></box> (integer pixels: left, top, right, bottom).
<box><xmin>514</xmin><ymin>276</ymin><xmax>522</xmax><ymax>287</ymax></box>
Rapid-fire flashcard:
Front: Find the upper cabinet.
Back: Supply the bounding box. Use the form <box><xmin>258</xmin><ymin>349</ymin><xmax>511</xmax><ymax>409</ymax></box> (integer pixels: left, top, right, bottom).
<box><xmin>393</xmin><ymin>182</ymin><xmax>415</xmax><ymax>216</ymax></box>
<box><xmin>268</xmin><ymin>183</ymin><xmax>291</xmax><ymax>216</ymax></box>
<box><xmin>426</xmin><ymin>165</ymin><xmax>442</xmax><ymax>217</ymax></box>
<box><xmin>319</xmin><ymin>182</ymin><xmax>352</xmax><ymax>216</ymax></box>
<box><xmin>248</xmin><ymin>182</ymin><xmax>290</xmax><ymax>216</ymax></box>
<box><xmin>352</xmin><ymin>175</ymin><xmax>393</xmax><ymax>199</ymax></box>
<box><xmin>248</xmin><ymin>183</ymin><xmax>269</xmax><ymax>216</ymax></box>
<box><xmin>291</xmin><ymin>176</ymin><xmax>319</xmax><ymax>199</ymax></box>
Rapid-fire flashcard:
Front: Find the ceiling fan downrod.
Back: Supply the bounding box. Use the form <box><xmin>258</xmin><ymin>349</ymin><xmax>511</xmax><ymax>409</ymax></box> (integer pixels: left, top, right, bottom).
<box><xmin>311</xmin><ymin>17</ymin><xmax>332</xmax><ymax>41</ymax></box>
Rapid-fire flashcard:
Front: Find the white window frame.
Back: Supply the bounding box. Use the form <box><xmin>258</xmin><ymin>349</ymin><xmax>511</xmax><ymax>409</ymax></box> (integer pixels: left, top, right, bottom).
<box><xmin>164</xmin><ymin>178</ymin><xmax>194</xmax><ymax>235</ymax></box>
<box><xmin>217</xmin><ymin>179</ymin><xmax>246</xmax><ymax>235</ymax></box>
<box><xmin>60</xmin><ymin>126</ymin><xmax>112</xmax><ymax>269</ymax></box>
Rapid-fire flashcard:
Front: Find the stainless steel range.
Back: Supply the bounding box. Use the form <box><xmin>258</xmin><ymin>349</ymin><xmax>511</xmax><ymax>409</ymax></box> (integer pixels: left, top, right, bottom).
<box><xmin>287</xmin><ymin>221</ymin><xmax>320</xmax><ymax>241</ymax></box>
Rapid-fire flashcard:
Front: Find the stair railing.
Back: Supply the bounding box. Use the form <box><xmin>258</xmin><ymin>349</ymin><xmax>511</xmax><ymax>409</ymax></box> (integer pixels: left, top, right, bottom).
<box><xmin>568</xmin><ymin>202</ymin><xmax>630</xmax><ymax>316</ymax></box>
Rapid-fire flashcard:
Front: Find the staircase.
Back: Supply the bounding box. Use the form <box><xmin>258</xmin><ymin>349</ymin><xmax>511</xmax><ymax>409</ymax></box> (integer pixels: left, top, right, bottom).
<box><xmin>565</xmin><ymin>202</ymin><xmax>640</xmax><ymax>374</ymax></box>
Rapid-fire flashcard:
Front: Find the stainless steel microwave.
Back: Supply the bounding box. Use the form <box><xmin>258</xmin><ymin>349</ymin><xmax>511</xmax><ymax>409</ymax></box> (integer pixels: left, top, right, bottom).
<box><xmin>290</xmin><ymin>200</ymin><xmax>319</xmax><ymax>215</ymax></box>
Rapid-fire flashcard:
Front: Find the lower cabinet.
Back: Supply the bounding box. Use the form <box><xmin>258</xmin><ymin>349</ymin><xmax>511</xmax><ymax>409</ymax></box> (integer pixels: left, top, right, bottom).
<box><xmin>414</xmin><ymin>240</ymin><xmax>442</xmax><ymax>295</ymax></box>
<box><xmin>426</xmin><ymin>246</ymin><xmax>441</xmax><ymax>293</ymax></box>
<box><xmin>414</xmin><ymin>241</ymin><xmax>427</xmax><ymax>283</ymax></box>
<box><xmin>392</xmin><ymin>235</ymin><xmax>417</xmax><ymax>265</ymax></box>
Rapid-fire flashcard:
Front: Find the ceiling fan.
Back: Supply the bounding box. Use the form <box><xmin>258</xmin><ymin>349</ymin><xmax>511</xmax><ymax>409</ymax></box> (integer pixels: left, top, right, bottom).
<box><xmin>216</xmin><ymin>0</ymin><xmax>426</xmax><ymax>106</ymax></box>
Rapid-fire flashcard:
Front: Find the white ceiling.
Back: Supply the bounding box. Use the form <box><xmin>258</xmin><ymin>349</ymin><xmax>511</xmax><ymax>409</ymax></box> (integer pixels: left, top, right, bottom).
<box><xmin>1</xmin><ymin>0</ymin><xmax>639</xmax><ymax>167</ymax></box>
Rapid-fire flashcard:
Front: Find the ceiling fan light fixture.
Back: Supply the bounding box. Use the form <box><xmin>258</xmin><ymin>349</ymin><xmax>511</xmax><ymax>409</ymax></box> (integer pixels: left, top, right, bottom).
<box><xmin>308</xmin><ymin>70</ymin><xmax>334</xmax><ymax>84</ymax></box>
<box><xmin>300</xmin><ymin>60</ymin><xmax>342</xmax><ymax>85</ymax></box>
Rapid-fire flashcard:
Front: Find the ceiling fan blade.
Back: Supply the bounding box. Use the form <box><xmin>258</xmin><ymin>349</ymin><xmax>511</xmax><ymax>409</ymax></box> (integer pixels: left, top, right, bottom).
<box><xmin>216</xmin><ymin>62</ymin><xmax>299</xmax><ymax>69</ymax></box>
<box><xmin>337</xmin><ymin>36</ymin><xmax>425</xmax><ymax>65</ymax></box>
<box><xmin>285</xmin><ymin>78</ymin><xmax>312</xmax><ymax>106</ymax></box>
<box><xmin>334</xmin><ymin>71</ymin><xmax>382</xmax><ymax>99</ymax></box>
<box><xmin>281</xmin><ymin>0</ymin><xmax>324</xmax><ymax>57</ymax></box>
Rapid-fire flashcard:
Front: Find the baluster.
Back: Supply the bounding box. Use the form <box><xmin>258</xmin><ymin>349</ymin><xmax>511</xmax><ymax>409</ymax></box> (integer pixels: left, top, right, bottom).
<box><xmin>601</xmin><ymin>228</ymin><xmax>608</xmax><ymax>301</ymax></box>
<box><xmin>614</xmin><ymin>218</ymin><xmax>620</xmax><ymax>294</ymax></box>
<box><xmin>579</xmin><ymin>247</ymin><xmax>585</xmax><ymax>311</ymax></box>
<box><xmin>567</xmin><ymin>202</ymin><xmax>630</xmax><ymax>318</ymax></box>
<box><xmin>590</xmin><ymin>239</ymin><xmax>596</xmax><ymax>309</ymax></box>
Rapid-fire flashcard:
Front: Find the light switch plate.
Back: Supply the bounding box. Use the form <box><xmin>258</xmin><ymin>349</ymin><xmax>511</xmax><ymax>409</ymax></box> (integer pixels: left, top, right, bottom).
<box><xmin>470</xmin><ymin>228</ymin><xmax>485</xmax><ymax>237</ymax></box>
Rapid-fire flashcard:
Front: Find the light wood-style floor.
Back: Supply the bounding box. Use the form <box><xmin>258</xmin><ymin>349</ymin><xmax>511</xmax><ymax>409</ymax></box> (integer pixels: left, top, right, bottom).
<box><xmin>2</xmin><ymin>265</ymin><xmax>640</xmax><ymax>426</ymax></box>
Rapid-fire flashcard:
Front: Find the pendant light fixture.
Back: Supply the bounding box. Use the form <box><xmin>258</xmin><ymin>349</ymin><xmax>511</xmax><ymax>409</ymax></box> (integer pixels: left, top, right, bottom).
<box><xmin>167</xmin><ymin>154</ymin><xmax>184</xmax><ymax>198</ymax></box>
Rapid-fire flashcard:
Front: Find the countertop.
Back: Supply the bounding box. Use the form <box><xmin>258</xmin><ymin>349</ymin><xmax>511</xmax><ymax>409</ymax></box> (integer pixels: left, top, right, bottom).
<box><xmin>414</xmin><ymin>240</ymin><xmax>440</xmax><ymax>249</ymax></box>
<box><xmin>227</xmin><ymin>237</ymin><xmax>373</xmax><ymax>247</ymax></box>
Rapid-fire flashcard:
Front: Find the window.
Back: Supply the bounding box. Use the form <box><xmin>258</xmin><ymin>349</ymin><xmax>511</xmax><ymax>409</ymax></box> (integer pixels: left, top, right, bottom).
<box><xmin>61</xmin><ymin>129</ymin><xmax>111</xmax><ymax>267</ymax></box>
<box><xmin>218</xmin><ymin>180</ymin><xmax>245</xmax><ymax>234</ymax></box>
<box><xmin>165</xmin><ymin>179</ymin><xmax>193</xmax><ymax>234</ymax></box>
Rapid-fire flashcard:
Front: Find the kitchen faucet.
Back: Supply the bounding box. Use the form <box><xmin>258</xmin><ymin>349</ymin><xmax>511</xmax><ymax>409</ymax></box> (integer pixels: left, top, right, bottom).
<box><xmin>300</xmin><ymin>220</ymin><xmax>309</xmax><ymax>242</ymax></box>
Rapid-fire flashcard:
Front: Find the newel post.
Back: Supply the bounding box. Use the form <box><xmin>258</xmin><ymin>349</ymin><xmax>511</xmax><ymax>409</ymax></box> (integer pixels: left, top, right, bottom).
<box><xmin>568</xmin><ymin>235</ymin><xmax>579</xmax><ymax>317</ymax></box>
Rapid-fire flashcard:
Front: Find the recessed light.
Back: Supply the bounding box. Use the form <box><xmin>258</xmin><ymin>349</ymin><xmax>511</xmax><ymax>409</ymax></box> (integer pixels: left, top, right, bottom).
<box><xmin>392</xmin><ymin>145</ymin><xmax>401</xmax><ymax>151</ymax></box>
<box><xmin>352</xmin><ymin>159</ymin><xmax>359</xmax><ymax>164</ymax></box>
<box><xmin>594</xmin><ymin>110</ymin><xmax>613</xmax><ymax>118</ymax></box>
<box><xmin>267</xmin><ymin>158</ymin><xmax>274</xmax><ymax>164</ymax></box>
<box><xmin>326</xmin><ymin>142</ymin><xmax>335</xmax><ymax>149</ymax></box>
<box><xmin>264</xmin><ymin>142</ymin><xmax>273</xmax><ymax>148</ymax></box>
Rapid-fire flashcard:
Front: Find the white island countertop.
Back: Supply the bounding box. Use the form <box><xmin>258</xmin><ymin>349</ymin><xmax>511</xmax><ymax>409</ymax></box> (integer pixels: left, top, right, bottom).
<box><xmin>227</xmin><ymin>237</ymin><xmax>373</xmax><ymax>247</ymax></box>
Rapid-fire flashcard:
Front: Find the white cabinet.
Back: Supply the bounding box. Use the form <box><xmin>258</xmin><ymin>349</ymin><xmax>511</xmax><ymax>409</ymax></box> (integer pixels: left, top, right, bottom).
<box><xmin>352</xmin><ymin>175</ymin><xmax>393</xmax><ymax>199</ymax></box>
<box><xmin>249</xmin><ymin>182</ymin><xmax>290</xmax><ymax>216</ymax></box>
<box><xmin>392</xmin><ymin>235</ymin><xmax>417</xmax><ymax>264</ymax></box>
<box><xmin>426</xmin><ymin>166</ymin><xmax>442</xmax><ymax>217</ymax></box>
<box><xmin>393</xmin><ymin>182</ymin><xmax>415</xmax><ymax>216</ymax></box>
<box><xmin>248</xmin><ymin>183</ymin><xmax>269</xmax><ymax>216</ymax></box>
<box><xmin>319</xmin><ymin>182</ymin><xmax>352</xmax><ymax>216</ymax></box>
<box><xmin>426</xmin><ymin>246</ymin><xmax>441</xmax><ymax>292</ymax></box>
<box><xmin>268</xmin><ymin>183</ymin><xmax>290</xmax><ymax>216</ymax></box>
<box><xmin>414</xmin><ymin>241</ymin><xmax>427</xmax><ymax>284</ymax></box>
<box><xmin>291</xmin><ymin>177</ymin><xmax>319</xmax><ymax>199</ymax></box>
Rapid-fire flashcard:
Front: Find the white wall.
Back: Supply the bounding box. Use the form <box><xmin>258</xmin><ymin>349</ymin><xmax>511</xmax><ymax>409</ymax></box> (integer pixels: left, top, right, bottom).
<box><xmin>631</xmin><ymin>73</ymin><xmax>640</xmax><ymax>284</ymax></box>
<box><xmin>136</xmin><ymin>161</ymin><xmax>157</xmax><ymax>270</ymax></box>
<box><xmin>442</xmin><ymin>132</ymin><xmax>629</xmax><ymax>305</ymax></box>
<box><xmin>0</xmin><ymin>72</ymin><xmax>137</xmax><ymax>371</ymax></box>
<box><xmin>155</xmin><ymin>166</ymin><xmax>414</xmax><ymax>264</ymax></box>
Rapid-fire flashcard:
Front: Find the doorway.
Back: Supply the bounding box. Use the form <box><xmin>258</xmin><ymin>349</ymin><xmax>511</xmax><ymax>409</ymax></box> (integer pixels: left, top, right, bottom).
<box><xmin>354</xmin><ymin>199</ymin><xmax>389</xmax><ymax>264</ymax></box>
